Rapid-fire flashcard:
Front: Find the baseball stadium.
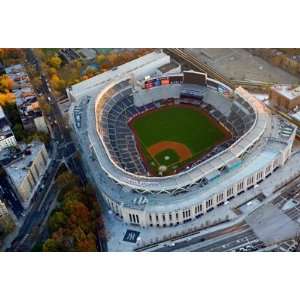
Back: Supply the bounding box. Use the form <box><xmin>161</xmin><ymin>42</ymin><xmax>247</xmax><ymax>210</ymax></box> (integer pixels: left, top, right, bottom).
<box><xmin>68</xmin><ymin>51</ymin><xmax>297</xmax><ymax>228</ymax></box>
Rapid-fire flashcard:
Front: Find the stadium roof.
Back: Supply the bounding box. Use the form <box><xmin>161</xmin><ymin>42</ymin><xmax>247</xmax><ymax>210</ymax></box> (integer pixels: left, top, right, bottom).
<box><xmin>68</xmin><ymin>50</ymin><xmax>170</xmax><ymax>99</ymax></box>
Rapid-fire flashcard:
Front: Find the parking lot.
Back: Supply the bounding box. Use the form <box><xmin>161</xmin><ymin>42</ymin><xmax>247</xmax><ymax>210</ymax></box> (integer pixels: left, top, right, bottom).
<box><xmin>187</xmin><ymin>48</ymin><xmax>300</xmax><ymax>84</ymax></box>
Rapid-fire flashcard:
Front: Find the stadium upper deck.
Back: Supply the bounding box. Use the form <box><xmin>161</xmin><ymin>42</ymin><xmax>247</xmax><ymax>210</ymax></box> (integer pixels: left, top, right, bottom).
<box><xmin>86</xmin><ymin>76</ymin><xmax>269</xmax><ymax>194</ymax></box>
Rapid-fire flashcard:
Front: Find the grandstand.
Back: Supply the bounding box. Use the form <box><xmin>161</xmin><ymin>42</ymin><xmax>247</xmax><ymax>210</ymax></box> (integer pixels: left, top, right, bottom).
<box><xmin>69</xmin><ymin>55</ymin><xmax>296</xmax><ymax>228</ymax></box>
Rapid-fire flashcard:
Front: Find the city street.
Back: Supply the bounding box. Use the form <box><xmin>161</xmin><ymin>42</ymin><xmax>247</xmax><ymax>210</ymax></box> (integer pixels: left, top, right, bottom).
<box><xmin>150</xmin><ymin>222</ymin><xmax>264</xmax><ymax>252</ymax></box>
<box><xmin>2</xmin><ymin>50</ymin><xmax>88</xmax><ymax>251</ymax></box>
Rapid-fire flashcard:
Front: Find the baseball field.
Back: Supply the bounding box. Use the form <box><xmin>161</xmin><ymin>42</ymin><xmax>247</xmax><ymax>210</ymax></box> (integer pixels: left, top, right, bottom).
<box><xmin>129</xmin><ymin>105</ymin><xmax>230</xmax><ymax>176</ymax></box>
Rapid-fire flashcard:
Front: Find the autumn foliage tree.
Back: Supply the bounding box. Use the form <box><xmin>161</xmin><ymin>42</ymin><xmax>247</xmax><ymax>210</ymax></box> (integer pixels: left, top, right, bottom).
<box><xmin>48</xmin><ymin>55</ymin><xmax>62</xmax><ymax>69</ymax></box>
<box><xmin>42</xmin><ymin>178</ymin><xmax>101</xmax><ymax>252</ymax></box>
<box><xmin>0</xmin><ymin>75</ymin><xmax>14</xmax><ymax>93</ymax></box>
<box><xmin>0</xmin><ymin>48</ymin><xmax>25</xmax><ymax>66</ymax></box>
<box><xmin>0</xmin><ymin>92</ymin><xmax>15</xmax><ymax>106</ymax></box>
<box><xmin>50</xmin><ymin>74</ymin><xmax>66</xmax><ymax>92</ymax></box>
<box><xmin>56</xmin><ymin>171</ymin><xmax>80</xmax><ymax>189</ymax></box>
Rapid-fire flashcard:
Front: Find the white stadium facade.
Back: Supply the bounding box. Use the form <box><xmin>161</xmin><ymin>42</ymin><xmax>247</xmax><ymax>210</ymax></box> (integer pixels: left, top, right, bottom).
<box><xmin>68</xmin><ymin>51</ymin><xmax>296</xmax><ymax>228</ymax></box>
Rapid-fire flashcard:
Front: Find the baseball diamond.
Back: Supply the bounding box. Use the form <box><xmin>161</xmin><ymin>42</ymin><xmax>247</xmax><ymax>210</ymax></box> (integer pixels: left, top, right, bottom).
<box><xmin>129</xmin><ymin>105</ymin><xmax>231</xmax><ymax>175</ymax></box>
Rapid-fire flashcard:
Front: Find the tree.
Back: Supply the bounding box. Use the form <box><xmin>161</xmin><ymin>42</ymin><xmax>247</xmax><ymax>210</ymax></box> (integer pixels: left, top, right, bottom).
<box><xmin>84</xmin><ymin>67</ymin><xmax>97</xmax><ymax>78</ymax></box>
<box><xmin>0</xmin><ymin>75</ymin><xmax>14</xmax><ymax>93</ymax></box>
<box><xmin>12</xmin><ymin>123</ymin><xmax>26</xmax><ymax>141</ymax></box>
<box><xmin>47</xmin><ymin>67</ymin><xmax>57</xmax><ymax>77</ymax></box>
<box><xmin>77</xmin><ymin>236</ymin><xmax>97</xmax><ymax>251</ymax></box>
<box><xmin>48</xmin><ymin>55</ymin><xmax>62</xmax><ymax>69</ymax></box>
<box><xmin>48</xmin><ymin>211</ymin><xmax>67</xmax><ymax>233</ymax></box>
<box><xmin>56</xmin><ymin>171</ymin><xmax>79</xmax><ymax>189</ymax></box>
<box><xmin>0</xmin><ymin>48</ymin><xmax>25</xmax><ymax>66</ymax></box>
<box><xmin>50</xmin><ymin>74</ymin><xmax>65</xmax><ymax>92</ymax></box>
<box><xmin>96</xmin><ymin>54</ymin><xmax>106</xmax><ymax>65</ymax></box>
<box><xmin>106</xmin><ymin>52</ymin><xmax>119</xmax><ymax>66</ymax></box>
<box><xmin>2</xmin><ymin>102</ymin><xmax>21</xmax><ymax>124</ymax></box>
<box><xmin>25</xmin><ymin>131</ymin><xmax>50</xmax><ymax>145</ymax></box>
<box><xmin>31</xmin><ymin>76</ymin><xmax>42</xmax><ymax>90</ymax></box>
<box><xmin>63</xmin><ymin>187</ymin><xmax>84</xmax><ymax>203</ymax></box>
<box><xmin>0</xmin><ymin>92</ymin><xmax>15</xmax><ymax>106</ymax></box>
<box><xmin>42</xmin><ymin>238</ymin><xmax>61</xmax><ymax>251</ymax></box>
<box><xmin>38</xmin><ymin>96</ymin><xmax>52</xmax><ymax>114</ymax></box>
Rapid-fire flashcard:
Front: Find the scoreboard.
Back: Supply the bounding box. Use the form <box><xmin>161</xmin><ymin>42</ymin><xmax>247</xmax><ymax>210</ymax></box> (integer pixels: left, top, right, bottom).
<box><xmin>144</xmin><ymin>75</ymin><xmax>183</xmax><ymax>89</ymax></box>
<box><xmin>183</xmin><ymin>71</ymin><xmax>207</xmax><ymax>86</ymax></box>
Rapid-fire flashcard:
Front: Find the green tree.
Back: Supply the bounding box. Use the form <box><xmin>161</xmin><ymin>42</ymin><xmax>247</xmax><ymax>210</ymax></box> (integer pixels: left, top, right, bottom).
<box><xmin>12</xmin><ymin>123</ymin><xmax>26</xmax><ymax>141</ymax></box>
<box><xmin>25</xmin><ymin>131</ymin><xmax>50</xmax><ymax>145</ymax></box>
<box><xmin>42</xmin><ymin>238</ymin><xmax>61</xmax><ymax>251</ymax></box>
<box><xmin>38</xmin><ymin>96</ymin><xmax>52</xmax><ymax>114</ymax></box>
<box><xmin>48</xmin><ymin>211</ymin><xmax>67</xmax><ymax>233</ymax></box>
<box><xmin>96</xmin><ymin>54</ymin><xmax>106</xmax><ymax>65</ymax></box>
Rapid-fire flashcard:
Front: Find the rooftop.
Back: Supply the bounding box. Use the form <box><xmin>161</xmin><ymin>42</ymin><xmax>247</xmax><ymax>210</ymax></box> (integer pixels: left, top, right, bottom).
<box><xmin>4</xmin><ymin>141</ymin><xmax>45</xmax><ymax>187</ymax></box>
<box><xmin>5</xmin><ymin>64</ymin><xmax>43</xmax><ymax>127</ymax></box>
<box><xmin>271</xmin><ymin>85</ymin><xmax>300</xmax><ymax>100</ymax></box>
<box><xmin>158</xmin><ymin>61</ymin><xmax>180</xmax><ymax>73</ymax></box>
<box><xmin>68</xmin><ymin>50</ymin><xmax>169</xmax><ymax>98</ymax></box>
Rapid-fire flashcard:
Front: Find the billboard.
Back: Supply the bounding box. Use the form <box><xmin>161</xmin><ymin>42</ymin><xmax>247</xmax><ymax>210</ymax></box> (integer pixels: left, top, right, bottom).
<box><xmin>161</xmin><ymin>78</ymin><xmax>170</xmax><ymax>85</ymax></box>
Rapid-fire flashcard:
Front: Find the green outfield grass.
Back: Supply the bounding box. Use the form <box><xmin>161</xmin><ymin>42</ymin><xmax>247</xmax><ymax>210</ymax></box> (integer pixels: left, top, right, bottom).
<box><xmin>130</xmin><ymin>105</ymin><xmax>228</xmax><ymax>175</ymax></box>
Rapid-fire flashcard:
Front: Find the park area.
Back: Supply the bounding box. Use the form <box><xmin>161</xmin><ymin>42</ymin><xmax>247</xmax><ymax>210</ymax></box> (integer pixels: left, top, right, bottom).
<box><xmin>129</xmin><ymin>105</ymin><xmax>229</xmax><ymax>176</ymax></box>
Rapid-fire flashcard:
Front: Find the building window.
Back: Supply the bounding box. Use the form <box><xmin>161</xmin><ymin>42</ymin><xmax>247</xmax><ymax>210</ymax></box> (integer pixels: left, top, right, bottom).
<box><xmin>227</xmin><ymin>187</ymin><xmax>233</xmax><ymax>197</ymax></box>
<box><xmin>156</xmin><ymin>215</ymin><xmax>159</xmax><ymax>222</ymax></box>
<box><xmin>206</xmin><ymin>199</ymin><xmax>213</xmax><ymax>209</ymax></box>
<box><xmin>162</xmin><ymin>214</ymin><xmax>165</xmax><ymax>222</ymax></box>
<box><xmin>136</xmin><ymin>215</ymin><xmax>139</xmax><ymax>224</ymax></box>
<box><xmin>169</xmin><ymin>214</ymin><xmax>172</xmax><ymax>221</ymax></box>
<box><xmin>237</xmin><ymin>181</ymin><xmax>244</xmax><ymax>191</ymax></box>
<box><xmin>217</xmin><ymin>193</ymin><xmax>223</xmax><ymax>202</ymax></box>
<box><xmin>132</xmin><ymin>214</ymin><xmax>136</xmax><ymax>223</ymax></box>
<box><xmin>176</xmin><ymin>212</ymin><xmax>179</xmax><ymax>220</ymax></box>
<box><xmin>149</xmin><ymin>214</ymin><xmax>152</xmax><ymax>222</ymax></box>
<box><xmin>129</xmin><ymin>214</ymin><xmax>132</xmax><ymax>223</ymax></box>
